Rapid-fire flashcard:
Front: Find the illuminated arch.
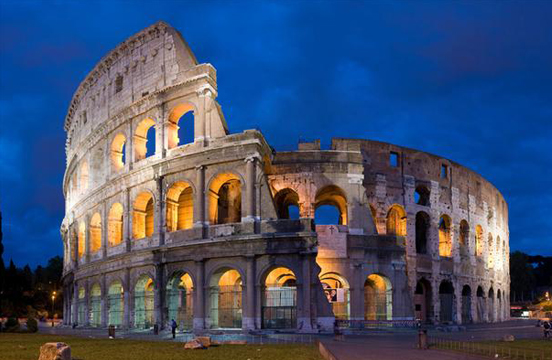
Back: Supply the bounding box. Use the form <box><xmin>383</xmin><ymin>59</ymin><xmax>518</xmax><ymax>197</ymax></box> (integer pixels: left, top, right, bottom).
<box><xmin>134</xmin><ymin>275</ymin><xmax>155</xmax><ymax>328</ymax></box>
<box><xmin>315</xmin><ymin>185</ymin><xmax>348</xmax><ymax>225</ymax></box>
<box><xmin>89</xmin><ymin>283</ymin><xmax>102</xmax><ymax>327</ymax></box>
<box><xmin>208</xmin><ymin>172</ymin><xmax>242</xmax><ymax>225</ymax></box>
<box><xmin>78</xmin><ymin>222</ymin><xmax>85</xmax><ymax>259</ymax></box>
<box><xmin>208</xmin><ymin>268</ymin><xmax>243</xmax><ymax>329</ymax></box>
<box><xmin>320</xmin><ymin>272</ymin><xmax>350</xmax><ymax>320</ymax></box>
<box><xmin>386</xmin><ymin>204</ymin><xmax>406</xmax><ymax>236</ymax></box>
<box><xmin>111</xmin><ymin>133</ymin><xmax>126</xmax><ymax>171</ymax></box>
<box><xmin>80</xmin><ymin>161</ymin><xmax>89</xmax><ymax>193</ymax></box>
<box><xmin>166</xmin><ymin>181</ymin><xmax>193</xmax><ymax>231</ymax></box>
<box><xmin>274</xmin><ymin>188</ymin><xmax>300</xmax><ymax>219</ymax></box>
<box><xmin>166</xmin><ymin>271</ymin><xmax>194</xmax><ymax>330</ymax></box>
<box><xmin>134</xmin><ymin>118</ymin><xmax>156</xmax><ymax>160</ymax></box>
<box><xmin>108</xmin><ymin>203</ymin><xmax>124</xmax><ymax>246</ymax></box>
<box><xmin>168</xmin><ymin>103</ymin><xmax>195</xmax><ymax>149</ymax></box>
<box><xmin>133</xmin><ymin>192</ymin><xmax>154</xmax><ymax>239</ymax></box>
<box><xmin>475</xmin><ymin>225</ymin><xmax>483</xmax><ymax>257</ymax></box>
<box><xmin>262</xmin><ymin>267</ymin><xmax>297</xmax><ymax>329</ymax></box>
<box><xmin>438</xmin><ymin>215</ymin><xmax>452</xmax><ymax>257</ymax></box>
<box><xmin>364</xmin><ymin>274</ymin><xmax>392</xmax><ymax>320</ymax></box>
<box><xmin>108</xmin><ymin>280</ymin><xmax>124</xmax><ymax>327</ymax></box>
<box><xmin>89</xmin><ymin>213</ymin><xmax>102</xmax><ymax>253</ymax></box>
<box><xmin>459</xmin><ymin>220</ymin><xmax>469</xmax><ymax>257</ymax></box>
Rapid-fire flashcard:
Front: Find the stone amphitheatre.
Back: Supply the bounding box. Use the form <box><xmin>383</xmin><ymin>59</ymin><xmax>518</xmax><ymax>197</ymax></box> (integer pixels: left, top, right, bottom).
<box><xmin>60</xmin><ymin>21</ymin><xmax>509</xmax><ymax>332</ymax></box>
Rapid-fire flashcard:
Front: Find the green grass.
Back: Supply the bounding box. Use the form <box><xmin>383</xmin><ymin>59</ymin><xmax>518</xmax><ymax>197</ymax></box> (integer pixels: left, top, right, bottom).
<box><xmin>0</xmin><ymin>333</ymin><xmax>322</xmax><ymax>360</ymax></box>
<box><xmin>432</xmin><ymin>338</ymin><xmax>552</xmax><ymax>359</ymax></box>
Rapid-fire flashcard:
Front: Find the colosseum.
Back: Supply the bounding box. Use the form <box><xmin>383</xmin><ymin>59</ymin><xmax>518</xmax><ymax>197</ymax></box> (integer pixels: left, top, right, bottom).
<box><xmin>60</xmin><ymin>21</ymin><xmax>510</xmax><ymax>332</ymax></box>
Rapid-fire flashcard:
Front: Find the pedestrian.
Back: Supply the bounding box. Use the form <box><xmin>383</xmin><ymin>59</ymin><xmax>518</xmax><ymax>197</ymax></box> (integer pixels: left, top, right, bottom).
<box><xmin>171</xmin><ymin>319</ymin><xmax>177</xmax><ymax>339</ymax></box>
<box><xmin>543</xmin><ymin>320</ymin><xmax>550</xmax><ymax>339</ymax></box>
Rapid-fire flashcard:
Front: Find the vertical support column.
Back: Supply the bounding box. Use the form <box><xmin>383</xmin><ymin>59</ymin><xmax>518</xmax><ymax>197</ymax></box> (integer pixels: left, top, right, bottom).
<box><xmin>154</xmin><ymin>263</ymin><xmax>165</xmax><ymax>329</ymax></box>
<box><xmin>194</xmin><ymin>165</ymin><xmax>206</xmax><ymax>231</ymax></box>
<box><xmin>243</xmin><ymin>157</ymin><xmax>257</xmax><ymax>222</ymax></box>
<box><xmin>72</xmin><ymin>282</ymin><xmax>78</xmax><ymax>326</ymax></box>
<box><xmin>432</xmin><ymin>279</ymin><xmax>440</xmax><ymax>324</ymax></box>
<box><xmin>84</xmin><ymin>279</ymin><xmax>90</xmax><ymax>326</ymax></box>
<box><xmin>125</xmin><ymin>188</ymin><xmax>132</xmax><ymax>252</ymax></box>
<box><xmin>102</xmin><ymin>202</ymin><xmax>108</xmax><ymax>259</ymax></box>
<box><xmin>454</xmin><ymin>283</ymin><xmax>462</xmax><ymax>324</ymax></box>
<box><xmin>193</xmin><ymin>260</ymin><xmax>205</xmax><ymax>331</ymax></box>
<box><xmin>194</xmin><ymin>89</ymin><xmax>207</xmax><ymax>141</ymax></box>
<box><xmin>156</xmin><ymin>176</ymin><xmax>165</xmax><ymax>246</ymax></box>
<box><xmin>85</xmin><ymin>215</ymin><xmax>90</xmax><ymax>264</ymax></box>
<box><xmin>72</xmin><ymin>225</ymin><xmax>79</xmax><ymax>270</ymax></box>
<box><xmin>349</xmin><ymin>263</ymin><xmax>364</xmax><ymax>321</ymax></box>
<box><xmin>299</xmin><ymin>254</ymin><xmax>313</xmax><ymax>332</ymax></box>
<box><xmin>123</xmin><ymin>268</ymin><xmax>131</xmax><ymax>329</ymax></box>
<box><xmin>101</xmin><ymin>274</ymin><xmax>107</xmax><ymax>327</ymax></box>
<box><xmin>243</xmin><ymin>256</ymin><xmax>256</xmax><ymax>330</ymax></box>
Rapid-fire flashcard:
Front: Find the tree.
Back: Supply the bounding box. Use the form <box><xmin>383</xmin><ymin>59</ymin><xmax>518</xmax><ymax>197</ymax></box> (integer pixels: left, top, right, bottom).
<box><xmin>510</xmin><ymin>251</ymin><xmax>536</xmax><ymax>302</ymax></box>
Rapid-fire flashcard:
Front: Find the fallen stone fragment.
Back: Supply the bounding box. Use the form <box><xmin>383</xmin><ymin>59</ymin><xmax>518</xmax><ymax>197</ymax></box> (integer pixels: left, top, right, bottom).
<box><xmin>184</xmin><ymin>339</ymin><xmax>205</xmax><ymax>349</ymax></box>
<box><xmin>38</xmin><ymin>342</ymin><xmax>71</xmax><ymax>360</ymax></box>
<box><xmin>196</xmin><ymin>336</ymin><xmax>211</xmax><ymax>347</ymax></box>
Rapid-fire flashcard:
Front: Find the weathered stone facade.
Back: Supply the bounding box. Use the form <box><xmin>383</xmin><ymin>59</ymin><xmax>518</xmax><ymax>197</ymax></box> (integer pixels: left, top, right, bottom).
<box><xmin>61</xmin><ymin>22</ymin><xmax>509</xmax><ymax>332</ymax></box>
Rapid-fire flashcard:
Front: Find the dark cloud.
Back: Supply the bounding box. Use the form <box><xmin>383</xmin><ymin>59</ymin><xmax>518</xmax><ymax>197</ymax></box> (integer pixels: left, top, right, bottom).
<box><xmin>1</xmin><ymin>0</ymin><xmax>551</xmax><ymax>267</ymax></box>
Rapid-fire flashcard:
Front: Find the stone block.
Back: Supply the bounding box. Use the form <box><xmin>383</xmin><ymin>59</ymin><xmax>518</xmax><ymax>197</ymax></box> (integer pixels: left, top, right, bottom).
<box><xmin>38</xmin><ymin>342</ymin><xmax>71</xmax><ymax>360</ymax></box>
<box><xmin>184</xmin><ymin>339</ymin><xmax>205</xmax><ymax>349</ymax></box>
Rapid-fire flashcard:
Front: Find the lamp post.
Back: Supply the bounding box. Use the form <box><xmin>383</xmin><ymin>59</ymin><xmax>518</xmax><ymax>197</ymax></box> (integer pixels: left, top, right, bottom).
<box><xmin>51</xmin><ymin>291</ymin><xmax>56</xmax><ymax>327</ymax></box>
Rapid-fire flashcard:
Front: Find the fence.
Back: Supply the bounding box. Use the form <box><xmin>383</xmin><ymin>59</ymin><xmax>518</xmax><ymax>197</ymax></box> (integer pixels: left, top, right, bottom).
<box><xmin>336</xmin><ymin>319</ymin><xmax>418</xmax><ymax>329</ymax></box>
<box><xmin>429</xmin><ymin>336</ymin><xmax>552</xmax><ymax>360</ymax></box>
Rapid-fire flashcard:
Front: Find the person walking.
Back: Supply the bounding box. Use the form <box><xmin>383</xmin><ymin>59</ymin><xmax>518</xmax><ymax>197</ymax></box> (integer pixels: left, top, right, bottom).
<box><xmin>171</xmin><ymin>319</ymin><xmax>177</xmax><ymax>339</ymax></box>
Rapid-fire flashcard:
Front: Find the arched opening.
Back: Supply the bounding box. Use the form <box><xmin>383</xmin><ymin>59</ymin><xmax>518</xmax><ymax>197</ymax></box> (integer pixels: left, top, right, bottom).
<box><xmin>90</xmin><ymin>213</ymin><xmax>102</xmax><ymax>253</ymax></box>
<box><xmin>77</xmin><ymin>287</ymin><xmax>86</xmax><ymax>325</ymax></box>
<box><xmin>274</xmin><ymin>188</ymin><xmax>300</xmax><ymax>219</ymax></box>
<box><xmin>439</xmin><ymin>280</ymin><xmax>454</xmax><ymax>323</ymax></box>
<box><xmin>168</xmin><ymin>103</ymin><xmax>195</xmax><ymax>149</ymax></box>
<box><xmin>111</xmin><ymin>133</ymin><xmax>126</xmax><ymax>171</ymax></box>
<box><xmin>166</xmin><ymin>272</ymin><xmax>194</xmax><ymax>330</ymax></box>
<box><xmin>78</xmin><ymin>222</ymin><xmax>85</xmax><ymax>259</ymax></box>
<box><xmin>262</xmin><ymin>267</ymin><xmax>297</xmax><ymax>329</ymax></box>
<box><xmin>134</xmin><ymin>275</ymin><xmax>154</xmax><ymax>329</ymax></box>
<box><xmin>166</xmin><ymin>182</ymin><xmax>193</xmax><ymax>231</ymax></box>
<box><xmin>89</xmin><ymin>283</ymin><xmax>101</xmax><ymax>327</ymax></box>
<box><xmin>209</xmin><ymin>173</ymin><xmax>242</xmax><ymax>225</ymax></box>
<box><xmin>107</xmin><ymin>281</ymin><xmax>124</xmax><ymax>327</ymax></box>
<box><xmin>461</xmin><ymin>285</ymin><xmax>472</xmax><ymax>324</ymax></box>
<box><xmin>364</xmin><ymin>274</ymin><xmax>392</xmax><ymax>320</ymax></box>
<box><xmin>438</xmin><ymin>215</ymin><xmax>452</xmax><ymax>257</ymax></box>
<box><xmin>320</xmin><ymin>272</ymin><xmax>350</xmax><ymax>320</ymax></box>
<box><xmin>487</xmin><ymin>233</ymin><xmax>494</xmax><ymax>268</ymax></box>
<box><xmin>71</xmin><ymin>230</ymin><xmax>77</xmax><ymax>261</ymax></box>
<box><xmin>134</xmin><ymin>118</ymin><xmax>156</xmax><ymax>160</ymax></box>
<box><xmin>414</xmin><ymin>278</ymin><xmax>432</xmax><ymax>323</ymax></box>
<box><xmin>459</xmin><ymin>220</ymin><xmax>469</xmax><ymax>258</ymax></box>
<box><xmin>386</xmin><ymin>205</ymin><xmax>406</xmax><ymax>236</ymax></box>
<box><xmin>488</xmin><ymin>288</ymin><xmax>495</xmax><ymax>322</ymax></box>
<box><xmin>369</xmin><ymin>205</ymin><xmax>378</xmax><ymax>230</ymax></box>
<box><xmin>414</xmin><ymin>185</ymin><xmax>430</xmax><ymax>206</ymax></box>
<box><xmin>80</xmin><ymin>161</ymin><xmax>89</xmax><ymax>193</ymax></box>
<box><xmin>475</xmin><ymin>225</ymin><xmax>483</xmax><ymax>256</ymax></box>
<box><xmin>133</xmin><ymin>192</ymin><xmax>154</xmax><ymax>239</ymax></box>
<box><xmin>415</xmin><ymin>212</ymin><xmax>430</xmax><ymax>254</ymax></box>
<box><xmin>476</xmin><ymin>286</ymin><xmax>485</xmax><ymax>322</ymax></box>
<box><xmin>315</xmin><ymin>185</ymin><xmax>347</xmax><ymax>225</ymax></box>
<box><xmin>108</xmin><ymin>203</ymin><xmax>124</xmax><ymax>246</ymax></box>
<box><xmin>497</xmin><ymin>289</ymin><xmax>502</xmax><ymax>321</ymax></box>
<box><xmin>208</xmin><ymin>268</ymin><xmax>242</xmax><ymax>329</ymax></box>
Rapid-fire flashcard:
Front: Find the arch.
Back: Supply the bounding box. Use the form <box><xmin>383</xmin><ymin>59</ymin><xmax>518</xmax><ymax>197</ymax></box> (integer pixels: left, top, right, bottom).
<box><xmin>414</xmin><ymin>278</ymin><xmax>432</xmax><ymax>323</ymax></box>
<box><xmin>386</xmin><ymin>204</ymin><xmax>406</xmax><ymax>236</ymax></box>
<box><xmin>262</xmin><ymin>267</ymin><xmax>297</xmax><ymax>329</ymax></box>
<box><xmin>274</xmin><ymin>188</ymin><xmax>300</xmax><ymax>220</ymax></box>
<box><xmin>487</xmin><ymin>233</ymin><xmax>494</xmax><ymax>268</ymax></box>
<box><xmin>320</xmin><ymin>272</ymin><xmax>350</xmax><ymax>321</ymax></box>
<box><xmin>133</xmin><ymin>192</ymin><xmax>154</xmax><ymax>239</ymax></box>
<box><xmin>111</xmin><ymin>133</ymin><xmax>126</xmax><ymax>171</ymax></box>
<box><xmin>459</xmin><ymin>220</ymin><xmax>469</xmax><ymax>257</ymax></box>
<box><xmin>497</xmin><ymin>289</ymin><xmax>502</xmax><ymax>321</ymax></box>
<box><xmin>78</xmin><ymin>222</ymin><xmax>85</xmax><ymax>259</ymax></box>
<box><xmin>439</xmin><ymin>280</ymin><xmax>454</xmax><ymax>323</ymax></box>
<box><xmin>80</xmin><ymin>161</ymin><xmax>89</xmax><ymax>193</ymax></box>
<box><xmin>438</xmin><ymin>215</ymin><xmax>452</xmax><ymax>257</ymax></box>
<box><xmin>208</xmin><ymin>172</ymin><xmax>242</xmax><ymax>225</ymax></box>
<box><xmin>315</xmin><ymin>185</ymin><xmax>348</xmax><ymax>225</ymax></box>
<box><xmin>488</xmin><ymin>287</ymin><xmax>495</xmax><ymax>322</ymax></box>
<box><xmin>414</xmin><ymin>185</ymin><xmax>430</xmax><ymax>206</ymax></box>
<box><xmin>476</xmin><ymin>286</ymin><xmax>485</xmax><ymax>322</ymax></box>
<box><xmin>89</xmin><ymin>213</ymin><xmax>102</xmax><ymax>253</ymax></box>
<box><xmin>166</xmin><ymin>181</ymin><xmax>194</xmax><ymax>231</ymax></box>
<box><xmin>168</xmin><ymin>103</ymin><xmax>195</xmax><ymax>149</ymax></box>
<box><xmin>166</xmin><ymin>271</ymin><xmax>194</xmax><ymax>330</ymax></box>
<box><xmin>415</xmin><ymin>211</ymin><xmax>430</xmax><ymax>254</ymax></box>
<box><xmin>208</xmin><ymin>267</ymin><xmax>242</xmax><ymax>329</ymax></box>
<box><xmin>89</xmin><ymin>283</ymin><xmax>102</xmax><ymax>327</ymax></box>
<box><xmin>475</xmin><ymin>225</ymin><xmax>483</xmax><ymax>256</ymax></box>
<box><xmin>134</xmin><ymin>275</ymin><xmax>155</xmax><ymax>328</ymax></box>
<box><xmin>364</xmin><ymin>274</ymin><xmax>392</xmax><ymax>320</ymax></box>
<box><xmin>134</xmin><ymin>118</ymin><xmax>156</xmax><ymax>160</ymax></box>
<box><xmin>77</xmin><ymin>286</ymin><xmax>86</xmax><ymax>325</ymax></box>
<box><xmin>461</xmin><ymin>285</ymin><xmax>472</xmax><ymax>324</ymax></box>
<box><xmin>108</xmin><ymin>203</ymin><xmax>124</xmax><ymax>246</ymax></box>
<box><xmin>108</xmin><ymin>280</ymin><xmax>124</xmax><ymax>327</ymax></box>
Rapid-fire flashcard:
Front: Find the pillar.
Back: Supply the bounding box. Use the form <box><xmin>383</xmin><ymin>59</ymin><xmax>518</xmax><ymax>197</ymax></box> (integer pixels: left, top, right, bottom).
<box><xmin>154</xmin><ymin>263</ymin><xmax>165</xmax><ymax>329</ymax></box>
<box><xmin>85</xmin><ymin>215</ymin><xmax>90</xmax><ymax>264</ymax></box>
<box><xmin>102</xmin><ymin>202</ymin><xmax>108</xmax><ymax>259</ymax></box>
<box><xmin>156</xmin><ymin>176</ymin><xmax>165</xmax><ymax>246</ymax></box>
<box><xmin>101</xmin><ymin>274</ymin><xmax>107</xmax><ymax>327</ymax></box>
<box><xmin>72</xmin><ymin>282</ymin><xmax>78</xmax><ymax>326</ymax></box>
<box><xmin>123</xmin><ymin>268</ymin><xmax>131</xmax><ymax>328</ymax></box>
<box><xmin>125</xmin><ymin>188</ymin><xmax>132</xmax><ymax>252</ymax></box>
<box><xmin>193</xmin><ymin>260</ymin><xmax>205</xmax><ymax>330</ymax></box>
<box><xmin>299</xmin><ymin>255</ymin><xmax>313</xmax><ymax>331</ymax></box>
<box><xmin>194</xmin><ymin>165</ymin><xmax>206</xmax><ymax>229</ymax></box>
<box><xmin>84</xmin><ymin>280</ymin><xmax>90</xmax><ymax>326</ymax></box>
<box><xmin>243</xmin><ymin>256</ymin><xmax>256</xmax><ymax>330</ymax></box>
<box><xmin>243</xmin><ymin>157</ymin><xmax>256</xmax><ymax>222</ymax></box>
<box><xmin>350</xmin><ymin>263</ymin><xmax>364</xmax><ymax>321</ymax></box>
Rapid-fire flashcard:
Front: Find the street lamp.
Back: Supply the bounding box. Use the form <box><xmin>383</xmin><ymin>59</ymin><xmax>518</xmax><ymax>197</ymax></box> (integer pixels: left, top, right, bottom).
<box><xmin>51</xmin><ymin>291</ymin><xmax>56</xmax><ymax>327</ymax></box>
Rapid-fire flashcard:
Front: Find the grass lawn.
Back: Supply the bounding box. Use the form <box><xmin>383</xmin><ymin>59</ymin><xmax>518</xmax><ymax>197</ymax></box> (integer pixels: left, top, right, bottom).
<box><xmin>433</xmin><ymin>338</ymin><xmax>552</xmax><ymax>360</ymax></box>
<box><xmin>0</xmin><ymin>333</ymin><xmax>322</xmax><ymax>360</ymax></box>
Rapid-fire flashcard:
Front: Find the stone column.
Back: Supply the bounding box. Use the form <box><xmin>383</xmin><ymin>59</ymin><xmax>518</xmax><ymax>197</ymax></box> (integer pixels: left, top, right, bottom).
<box><xmin>349</xmin><ymin>263</ymin><xmax>364</xmax><ymax>321</ymax></box>
<box><xmin>299</xmin><ymin>255</ymin><xmax>313</xmax><ymax>331</ymax></box>
<box><xmin>123</xmin><ymin>268</ymin><xmax>131</xmax><ymax>328</ymax></box>
<box><xmin>84</xmin><ymin>280</ymin><xmax>90</xmax><ymax>326</ymax></box>
<box><xmin>85</xmin><ymin>215</ymin><xmax>90</xmax><ymax>264</ymax></box>
<box><xmin>243</xmin><ymin>256</ymin><xmax>256</xmax><ymax>330</ymax></box>
<box><xmin>102</xmin><ymin>202</ymin><xmax>108</xmax><ymax>259</ymax></box>
<box><xmin>454</xmin><ymin>282</ymin><xmax>462</xmax><ymax>324</ymax></box>
<box><xmin>193</xmin><ymin>260</ymin><xmax>205</xmax><ymax>330</ymax></box>
<box><xmin>194</xmin><ymin>165</ymin><xmax>206</xmax><ymax>229</ymax></box>
<box><xmin>243</xmin><ymin>157</ymin><xmax>257</xmax><ymax>222</ymax></box>
<box><xmin>125</xmin><ymin>188</ymin><xmax>132</xmax><ymax>252</ymax></box>
<box><xmin>156</xmin><ymin>176</ymin><xmax>165</xmax><ymax>246</ymax></box>
<box><xmin>72</xmin><ymin>282</ymin><xmax>78</xmax><ymax>326</ymax></box>
<box><xmin>154</xmin><ymin>263</ymin><xmax>165</xmax><ymax>329</ymax></box>
<box><xmin>101</xmin><ymin>274</ymin><xmax>107</xmax><ymax>327</ymax></box>
<box><xmin>72</xmin><ymin>225</ymin><xmax>79</xmax><ymax>269</ymax></box>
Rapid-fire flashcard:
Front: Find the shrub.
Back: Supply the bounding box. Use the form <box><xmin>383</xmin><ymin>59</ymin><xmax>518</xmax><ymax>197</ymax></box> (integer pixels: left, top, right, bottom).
<box><xmin>26</xmin><ymin>318</ymin><xmax>38</xmax><ymax>333</ymax></box>
<box><xmin>5</xmin><ymin>317</ymin><xmax>20</xmax><ymax>332</ymax></box>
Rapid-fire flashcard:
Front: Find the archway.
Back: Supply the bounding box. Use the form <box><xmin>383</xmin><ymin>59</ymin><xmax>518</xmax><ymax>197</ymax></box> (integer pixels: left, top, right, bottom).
<box><xmin>414</xmin><ymin>278</ymin><xmax>432</xmax><ymax>323</ymax></box>
<box><xmin>111</xmin><ymin>133</ymin><xmax>126</xmax><ymax>171</ymax></box>
<box><xmin>488</xmin><ymin>234</ymin><xmax>495</xmax><ymax>268</ymax></box>
<box><xmin>497</xmin><ymin>289</ymin><xmax>502</xmax><ymax>322</ymax></box>
<box><xmin>461</xmin><ymin>285</ymin><xmax>472</xmax><ymax>324</ymax></box>
<box><xmin>78</xmin><ymin>222</ymin><xmax>85</xmax><ymax>259</ymax></box>
<box><xmin>386</xmin><ymin>205</ymin><xmax>406</xmax><ymax>236</ymax></box>
<box><xmin>475</xmin><ymin>225</ymin><xmax>483</xmax><ymax>256</ymax></box>
<box><xmin>166</xmin><ymin>272</ymin><xmax>194</xmax><ymax>330</ymax></box>
<box><xmin>262</xmin><ymin>267</ymin><xmax>297</xmax><ymax>329</ymax></box>
<box><xmin>209</xmin><ymin>173</ymin><xmax>242</xmax><ymax>225</ymax></box>
<box><xmin>209</xmin><ymin>268</ymin><xmax>242</xmax><ymax>328</ymax></box>
<box><xmin>315</xmin><ymin>185</ymin><xmax>347</xmax><ymax>225</ymax></box>
<box><xmin>80</xmin><ymin>161</ymin><xmax>89</xmax><ymax>192</ymax></box>
<box><xmin>488</xmin><ymin>288</ymin><xmax>495</xmax><ymax>322</ymax></box>
<box><xmin>320</xmin><ymin>272</ymin><xmax>350</xmax><ymax>320</ymax></box>
<box><xmin>415</xmin><ymin>212</ymin><xmax>430</xmax><ymax>254</ymax></box>
<box><xmin>90</xmin><ymin>213</ymin><xmax>102</xmax><ymax>253</ymax></box>
<box><xmin>89</xmin><ymin>283</ymin><xmax>101</xmax><ymax>327</ymax></box>
<box><xmin>476</xmin><ymin>286</ymin><xmax>485</xmax><ymax>322</ymax></box>
<box><xmin>166</xmin><ymin>182</ymin><xmax>193</xmax><ymax>231</ymax></box>
<box><xmin>439</xmin><ymin>280</ymin><xmax>454</xmax><ymax>323</ymax></box>
<box><xmin>274</xmin><ymin>188</ymin><xmax>300</xmax><ymax>219</ymax></box>
<box><xmin>364</xmin><ymin>274</ymin><xmax>392</xmax><ymax>320</ymax></box>
<box><xmin>77</xmin><ymin>287</ymin><xmax>86</xmax><ymax>325</ymax></box>
<box><xmin>107</xmin><ymin>281</ymin><xmax>124</xmax><ymax>327</ymax></box>
<box><xmin>134</xmin><ymin>275</ymin><xmax>154</xmax><ymax>328</ymax></box>
<box><xmin>439</xmin><ymin>215</ymin><xmax>452</xmax><ymax>257</ymax></box>
<box><xmin>168</xmin><ymin>103</ymin><xmax>195</xmax><ymax>148</ymax></box>
<box><xmin>459</xmin><ymin>220</ymin><xmax>469</xmax><ymax>258</ymax></box>
<box><xmin>108</xmin><ymin>203</ymin><xmax>124</xmax><ymax>246</ymax></box>
<box><xmin>135</xmin><ymin>118</ymin><xmax>156</xmax><ymax>160</ymax></box>
<box><xmin>414</xmin><ymin>185</ymin><xmax>430</xmax><ymax>206</ymax></box>
<box><xmin>133</xmin><ymin>192</ymin><xmax>154</xmax><ymax>239</ymax></box>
